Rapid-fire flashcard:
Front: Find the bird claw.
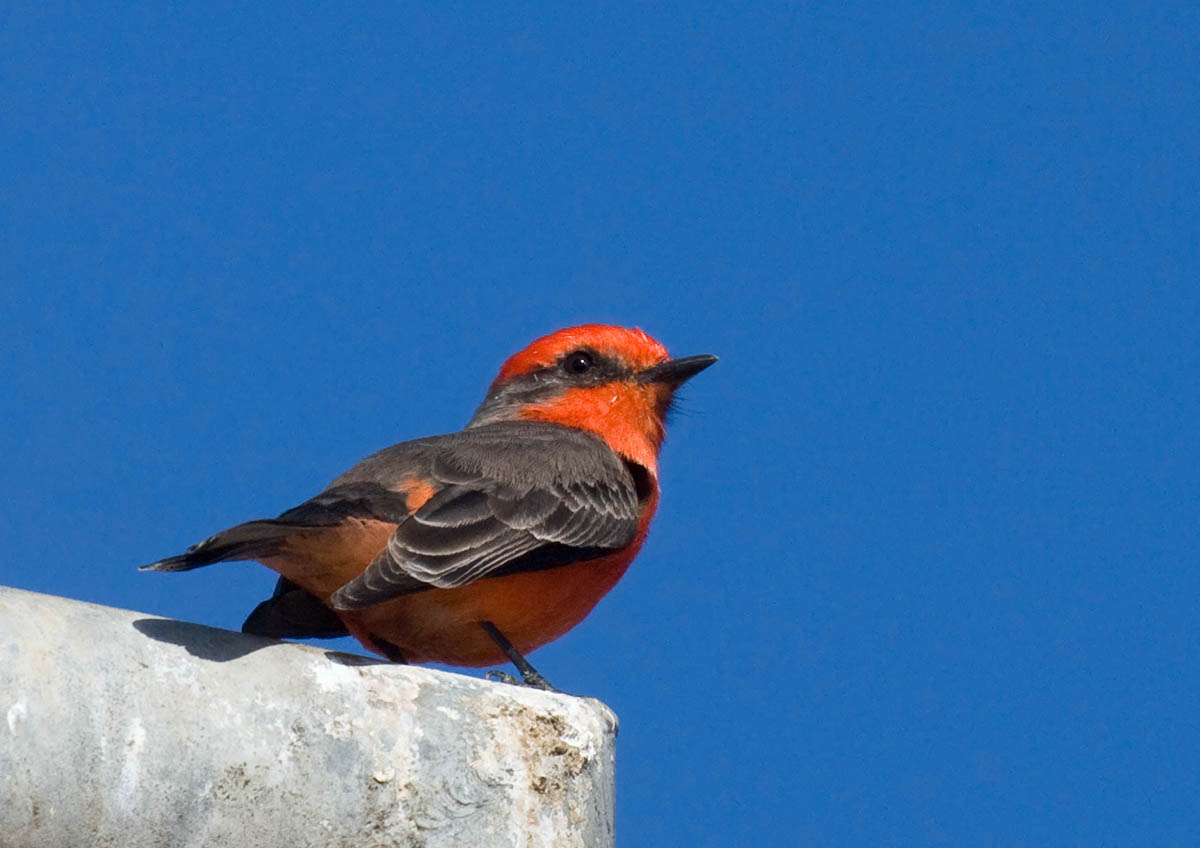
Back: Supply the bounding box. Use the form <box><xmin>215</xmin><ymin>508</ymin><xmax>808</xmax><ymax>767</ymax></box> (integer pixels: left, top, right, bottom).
<box><xmin>515</xmin><ymin>669</ymin><xmax>558</xmax><ymax>691</ymax></box>
<box><xmin>478</xmin><ymin>621</ymin><xmax>561</xmax><ymax>691</ymax></box>
<box><xmin>485</xmin><ymin>668</ymin><xmax>558</xmax><ymax>692</ymax></box>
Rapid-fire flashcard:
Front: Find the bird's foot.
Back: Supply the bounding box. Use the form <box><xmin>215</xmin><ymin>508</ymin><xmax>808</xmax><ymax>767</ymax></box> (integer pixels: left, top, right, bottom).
<box><xmin>479</xmin><ymin>621</ymin><xmax>560</xmax><ymax>692</ymax></box>
<box><xmin>485</xmin><ymin>667</ymin><xmax>558</xmax><ymax>691</ymax></box>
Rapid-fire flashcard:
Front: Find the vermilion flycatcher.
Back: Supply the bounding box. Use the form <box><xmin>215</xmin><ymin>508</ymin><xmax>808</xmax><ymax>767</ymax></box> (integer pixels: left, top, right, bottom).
<box><xmin>143</xmin><ymin>324</ymin><xmax>716</xmax><ymax>689</ymax></box>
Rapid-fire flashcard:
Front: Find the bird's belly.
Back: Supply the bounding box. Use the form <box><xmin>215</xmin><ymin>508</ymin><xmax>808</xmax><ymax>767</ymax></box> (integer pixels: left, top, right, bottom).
<box><xmin>356</xmin><ymin>550</ymin><xmax>638</xmax><ymax>666</ymax></box>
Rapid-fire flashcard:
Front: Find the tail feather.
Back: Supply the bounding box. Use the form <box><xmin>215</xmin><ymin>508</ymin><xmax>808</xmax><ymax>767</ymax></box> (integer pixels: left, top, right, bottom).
<box><xmin>140</xmin><ymin>520</ymin><xmax>292</xmax><ymax>572</ymax></box>
<box><xmin>242</xmin><ymin>577</ymin><xmax>350</xmax><ymax>639</ymax></box>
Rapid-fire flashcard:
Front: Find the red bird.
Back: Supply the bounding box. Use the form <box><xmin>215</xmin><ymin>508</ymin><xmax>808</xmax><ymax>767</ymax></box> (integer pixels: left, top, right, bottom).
<box><xmin>143</xmin><ymin>324</ymin><xmax>716</xmax><ymax>689</ymax></box>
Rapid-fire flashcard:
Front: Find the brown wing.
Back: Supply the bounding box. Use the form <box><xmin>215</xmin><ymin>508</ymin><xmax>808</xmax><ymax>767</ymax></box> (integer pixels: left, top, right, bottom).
<box><xmin>328</xmin><ymin>421</ymin><xmax>641</xmax><ymax>611</ymax></box>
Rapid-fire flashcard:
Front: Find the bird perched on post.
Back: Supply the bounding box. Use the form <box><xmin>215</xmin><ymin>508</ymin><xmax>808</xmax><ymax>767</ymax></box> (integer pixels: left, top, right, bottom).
<box><xmin>143</xmin><ymin>324</ymin><xmax>716</xmax><ymax>689</ymax></box>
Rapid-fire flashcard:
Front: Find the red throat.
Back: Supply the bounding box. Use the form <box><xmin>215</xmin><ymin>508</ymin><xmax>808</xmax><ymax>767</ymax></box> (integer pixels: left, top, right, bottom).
<box><xmin>517</xmin><ymin>384</ymin><xmax>667</xmax><ymax>474</ymax></box>
<box><xmin>488</xmin><ymin>324</ymin><xmax>675</xmax><ymax>472</ymax></box>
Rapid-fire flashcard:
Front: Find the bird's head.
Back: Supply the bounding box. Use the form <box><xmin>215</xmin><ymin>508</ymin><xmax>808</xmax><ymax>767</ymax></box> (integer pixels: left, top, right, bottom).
<box><xmin>469</xmin><ymin>324</ymin><xmax>717</xmax><ymax>473</ymax></box>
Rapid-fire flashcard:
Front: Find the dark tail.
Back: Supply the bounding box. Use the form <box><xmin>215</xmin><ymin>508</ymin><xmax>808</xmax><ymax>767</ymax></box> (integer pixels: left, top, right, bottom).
<box><xmin>242</xmin><ymin>577</ymin><xmax>350</xmax><ymax>639</ymax></box>
<box><xmin>140</xmin><ymin>520</ymin><xmax>293</xmax><ymax>572</ymax></box>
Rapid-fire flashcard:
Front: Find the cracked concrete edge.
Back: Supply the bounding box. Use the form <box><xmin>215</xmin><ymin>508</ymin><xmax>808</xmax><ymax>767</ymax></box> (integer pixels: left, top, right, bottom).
<box><xmin>0</xmin><ymin>585</ymin><xmax>617</xmax><ymax>848</ymax></box>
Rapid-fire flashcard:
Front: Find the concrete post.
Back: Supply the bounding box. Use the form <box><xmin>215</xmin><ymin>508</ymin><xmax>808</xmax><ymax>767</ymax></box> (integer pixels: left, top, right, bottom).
<box><xmin>0</xmin><ymin>586</ymin><xmax>616</xmax><ymax>847</ymax></box>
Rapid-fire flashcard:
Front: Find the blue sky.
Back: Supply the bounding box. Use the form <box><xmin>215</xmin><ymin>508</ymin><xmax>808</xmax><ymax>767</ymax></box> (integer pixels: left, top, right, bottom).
<box><xmin>3</xmin><ymin>2</ymin><xmax>1198</xmax><ymax>844</ymax></box>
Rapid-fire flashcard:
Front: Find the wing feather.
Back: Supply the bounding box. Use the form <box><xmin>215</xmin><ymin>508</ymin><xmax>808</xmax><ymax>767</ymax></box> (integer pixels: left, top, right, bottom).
<box><xmin>329</xmin><ymin>422</ymin><xmax>641</xmax><ymax>611</ymax></box>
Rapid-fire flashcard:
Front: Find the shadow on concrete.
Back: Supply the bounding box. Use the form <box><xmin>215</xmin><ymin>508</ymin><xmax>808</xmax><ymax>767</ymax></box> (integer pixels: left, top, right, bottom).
<box><xmin>132</xmin><ymin>618</ymin><xmax>396</xmax><ymax>667</ymax></box>
<box><xmin>321</xmin><ymin>649</ymin><xmax>396</xmax><ymax>667</ymax></box>
<box><xmin>132</xmin><ymin>618</ymin><xmax>278</xmax><ymax>663</ymax></box>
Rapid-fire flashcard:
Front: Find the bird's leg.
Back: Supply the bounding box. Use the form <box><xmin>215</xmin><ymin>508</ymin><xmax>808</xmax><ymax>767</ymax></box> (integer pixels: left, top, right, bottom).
<box><xmin>479</xmin><ymin>621</ymin><xmax>557</xmax><ymax>692</ymax></box>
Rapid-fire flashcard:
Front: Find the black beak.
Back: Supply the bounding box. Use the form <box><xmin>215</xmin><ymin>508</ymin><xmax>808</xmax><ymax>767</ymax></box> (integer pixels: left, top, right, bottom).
<box><xmin>637</xmin><ymin>354</ymin><xmax>718</xmax><ymax>387</ymax></box>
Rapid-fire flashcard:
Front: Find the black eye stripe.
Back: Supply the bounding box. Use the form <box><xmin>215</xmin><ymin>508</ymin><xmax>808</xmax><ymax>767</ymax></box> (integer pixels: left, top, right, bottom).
<box><xmin>562</xmin><ymin>350</ymin><xmax>595</xmax><ymax>375</ymax></box>
<box><xmin>490</xmin><ymin>351</ymin><xmax>632</xmax><ymax>401</ymax></box>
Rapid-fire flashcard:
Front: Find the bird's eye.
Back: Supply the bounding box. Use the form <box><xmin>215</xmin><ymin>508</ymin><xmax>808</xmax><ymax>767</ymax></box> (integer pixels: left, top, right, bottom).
<box><xmin>563</xmin><ymin>351</ymin><xmax>595</xmax><ymax>375</ymax></box>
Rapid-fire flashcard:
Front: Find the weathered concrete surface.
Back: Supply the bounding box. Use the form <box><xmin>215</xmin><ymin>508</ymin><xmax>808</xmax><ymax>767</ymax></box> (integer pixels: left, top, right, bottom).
<box><xmin>0</xmin><ymin>586</ymin><xmax>616</xmax><ymax>848</ymax></box>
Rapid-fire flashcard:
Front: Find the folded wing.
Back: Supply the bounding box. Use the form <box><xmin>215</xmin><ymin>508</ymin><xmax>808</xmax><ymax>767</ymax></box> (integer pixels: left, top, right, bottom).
<box><xmin>329</xmin><ymin>422</ymin><xmax>641</xmax><ymax>610</ymax></box>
